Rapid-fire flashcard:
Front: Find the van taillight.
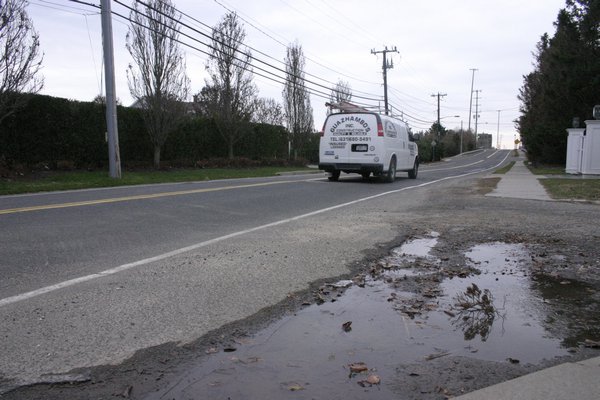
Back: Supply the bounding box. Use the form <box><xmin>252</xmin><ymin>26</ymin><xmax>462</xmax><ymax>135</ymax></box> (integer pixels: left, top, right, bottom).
<box><xmin>320</xmin><ymin>121</ymin><xmax>326</xmax><ymax>136</ymax></box>
<box><xmin>377</xmin><ymin>122</ymin><xmax>384</xmax><ymax>137</ymax></box>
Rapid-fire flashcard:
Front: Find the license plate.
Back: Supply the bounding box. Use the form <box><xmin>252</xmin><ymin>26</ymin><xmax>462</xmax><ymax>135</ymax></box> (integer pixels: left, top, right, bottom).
<box><xmin>353</xmin><ymin>144</ymin><xmax>368</xmax><ymax>152</ymax></box>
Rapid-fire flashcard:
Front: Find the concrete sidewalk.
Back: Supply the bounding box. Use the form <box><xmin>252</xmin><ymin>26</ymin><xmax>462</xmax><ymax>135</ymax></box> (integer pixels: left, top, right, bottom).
<box><xmin>486</xmin><ymin>159</ymin><xmax>552</xmax><ymax>201</ymax></box>
<box><xmin>454</xmin><ymin>356</ymin><xmax>600</xmax><ymax>400</ymax></box>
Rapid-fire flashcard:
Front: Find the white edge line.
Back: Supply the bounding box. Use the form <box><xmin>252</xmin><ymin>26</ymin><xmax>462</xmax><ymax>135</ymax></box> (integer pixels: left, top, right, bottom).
<box><xmin>0</xmin><ymin>153</ymin><xmax>510</xmax><ymax>308</ymax></box>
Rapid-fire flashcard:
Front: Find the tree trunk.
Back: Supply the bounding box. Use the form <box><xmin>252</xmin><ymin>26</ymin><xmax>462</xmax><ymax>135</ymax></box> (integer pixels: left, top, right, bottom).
<box><xmin>228</xmin><ymin>138</ymin><xmax>234</xmax><ymax>160</ymax></box>
<box><xmin>154</xmin><ymin>145</ymin><xmax>161</xmax><ymax>169</ymax></box>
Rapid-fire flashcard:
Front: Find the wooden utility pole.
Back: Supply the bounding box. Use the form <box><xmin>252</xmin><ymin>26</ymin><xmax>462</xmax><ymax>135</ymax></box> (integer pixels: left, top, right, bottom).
<box><xmin>431</xmin><ymin>92</ymin><xmax>447</xmax><ymax>130</ymax></box>
<box><xmin>101</xmin><ymin>0</ymin><xmax>121</xmax><ymax>178</ymax></box>
<box><xmin>468</xmin><ymin>68</ymin><xmax>477</xmax><ymax>134</ymax></box>
<box><xmin>371</xmin><ymin>46</ymin><xmax>398</xmax><ymax>115</ymax></box>
<box><xmin>474</xmin><ymin>89</ymin><xmax>482</xmax><ymax>148</ymax></box>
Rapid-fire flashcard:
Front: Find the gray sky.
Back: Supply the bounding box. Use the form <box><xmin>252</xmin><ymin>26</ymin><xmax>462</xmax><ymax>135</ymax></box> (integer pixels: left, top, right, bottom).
<box><xmin>29</xmin><ymin>0</ymin><xmax>566</xmax><ymax>149</ymax></box>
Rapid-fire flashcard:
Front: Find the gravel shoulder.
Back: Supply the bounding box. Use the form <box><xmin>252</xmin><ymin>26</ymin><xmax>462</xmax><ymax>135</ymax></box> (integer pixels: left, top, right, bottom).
<box><xmin>4</xmin><ymin>175</ymin><xmax>600</xmax><ymax>399</ymax></box>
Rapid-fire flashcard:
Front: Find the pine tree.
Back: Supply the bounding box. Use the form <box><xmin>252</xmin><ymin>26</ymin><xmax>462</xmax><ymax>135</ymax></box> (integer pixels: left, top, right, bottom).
<box><xmin>517</xmin><ymin>2</ymin><xmax>600</xmax><ymax>164</ymax></box>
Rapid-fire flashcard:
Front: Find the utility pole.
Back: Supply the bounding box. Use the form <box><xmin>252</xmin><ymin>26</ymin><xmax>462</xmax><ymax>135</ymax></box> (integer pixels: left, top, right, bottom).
<box><xmin>460</xmin><ymin>120</ymin><xmax>464</xmax><ymax>154</ymax></box>
<box><xmin>473</xmin><ymin>89</ymin><xmax>482</xmax><ymax>148</ymax></box>
<box><xmin>371</xmin><ymin>46</ymin><xmax>398</xmax><ymax>115</ymax></box>
<box><xmin>467</xmin><ymin>68</ymin><xmax>478</xmax><ymax>134</ymax></box>
<box><xmin>101</xmin><ymin>0</ymin><xmax>121</xmax><ymax>178</ymax></box>
<box><xmin>496</xmin><ymin>110</ymin><xmax>501</xmax><ymax>149</ymax></box>
<box><xmin>431</xmin><ymin>92</ymin><xmax>447</xmax><ymax>130</ymax></box>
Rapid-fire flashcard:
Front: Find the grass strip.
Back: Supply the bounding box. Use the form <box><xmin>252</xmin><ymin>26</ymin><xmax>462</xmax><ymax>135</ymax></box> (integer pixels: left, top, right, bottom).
<box><xmin>494</xmin><ymin>161</ymin><xmax>515</xmax><ymax>174</ymax></box>
<box><xmin>527</xmin><ymin>164</ymin><xmax>566</xmax><ymax>175</ymax></box>
<box><xmin>541</xmin><ymin>179</ymin><xmax>600</xmax><ymax>201</ymax></box>
<box><xmin>0</xmin><ymin>167</ymin><xmax>316</xmax><ymax>195</ymax></box>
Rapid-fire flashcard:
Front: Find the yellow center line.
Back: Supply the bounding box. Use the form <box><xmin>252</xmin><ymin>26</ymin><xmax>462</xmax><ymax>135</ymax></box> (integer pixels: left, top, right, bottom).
<box><xmin>0</xmin><ymin>179</ymin><xmax>302</xmax><ymax>215</ymax></box>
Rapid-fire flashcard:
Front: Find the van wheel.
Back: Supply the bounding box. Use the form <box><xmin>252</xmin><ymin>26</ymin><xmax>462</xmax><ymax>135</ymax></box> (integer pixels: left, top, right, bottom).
<box><xmin>408</xmin><ymin>159</ymin><xmax>419</xmax><ymax>179</ymax></box>
<box><xmin>361</xmin><ymin>172</ymin><xmax>370</xmax><ymax>180</ymax></box>
<box><xmin>384</xmin><ymin>158</ymin><xmax>396</xmax><ymax>183</ymax></box>
<box><xmin>328</xmin><ymin>171</ymin><xmax>340</xmax><ymax>181</ymax></box>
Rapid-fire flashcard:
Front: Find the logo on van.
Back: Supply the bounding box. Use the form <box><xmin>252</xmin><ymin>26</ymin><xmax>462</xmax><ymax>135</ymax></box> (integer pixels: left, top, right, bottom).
<box><xmin>385</xmin><ymin>121</ymin><xmax>397</xmax><ymax>138</ymax></box>
<box><xmin>329</xmin><ymin>116</ymin><xmax>371</xmax><ymax>135</ymax></box>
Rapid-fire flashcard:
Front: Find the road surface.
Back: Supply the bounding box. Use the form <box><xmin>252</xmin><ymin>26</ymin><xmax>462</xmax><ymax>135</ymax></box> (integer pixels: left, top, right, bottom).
<box><xmin>0</xmin><ymin>149</ymin><xmax>510</xmax><ymax>392</ymax></box>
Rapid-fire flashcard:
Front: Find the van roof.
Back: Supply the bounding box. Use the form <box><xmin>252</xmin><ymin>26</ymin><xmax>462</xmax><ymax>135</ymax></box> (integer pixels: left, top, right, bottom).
<box><xmin>326</xmin><ymin>112</ymin><xmax>408</xmax><ymax>127</ymax></box>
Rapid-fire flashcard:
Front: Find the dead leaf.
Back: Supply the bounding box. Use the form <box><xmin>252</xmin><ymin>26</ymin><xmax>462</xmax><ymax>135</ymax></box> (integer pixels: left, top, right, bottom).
<box><xmin>342</xmin><ymin>321</ymin><xmax>352</xmax><ymax>332</ymax></box>
<box><xmin>349</xmin><ymin>362</ymin><xmax>368</xmax><ymax>373</ymax></box>
<box><xmin>584</xmin><ymin>339</ymin><xmax>600</xmax><ymax>348</ymax></box>
<box><xmin>444</xmin><ymin>310</ymin><xmax>456</xmax><ymax>317</ymax></box>
<box><xmin>425</xmin><ymin>352</ymin><xmax>450</xmax><ymax>361</ymax></box>
<box><xmin>357</xmin><ymin>374</ymin><xmax>381</xmax><ymax>387</ymax></box>
<box><xmin>436</xmin><ymin>386</ymin><xmax>451</xmax><ymax>395</ymax></box>
<box><xmin>121</xmin><ymin>385</ymin><xmax>132</xmax><ymax>398</ymax></box>
<box><xmin>205</xmin><ymin>347</ymin><xmax>218</xmax><ymax>354</ymax></box>
<box><xmin>239</xmin><ymin>357</ymin><xmax>263</xmax><ymax>364</ymax></box>
<box><xmin>288</xmin><ymin>384</ymin><xmax>304</xmax><ymax>391</ymax></box>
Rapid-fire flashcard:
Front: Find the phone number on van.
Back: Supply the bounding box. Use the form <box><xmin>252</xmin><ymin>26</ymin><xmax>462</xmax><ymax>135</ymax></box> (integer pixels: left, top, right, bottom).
<box><xmin>329</xmin><ymin>137</ymin><xmax>371</xmax><ymax>142</ymax></box>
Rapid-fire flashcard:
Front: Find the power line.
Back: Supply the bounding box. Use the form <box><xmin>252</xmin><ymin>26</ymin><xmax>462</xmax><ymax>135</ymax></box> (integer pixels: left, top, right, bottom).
<box><xmin>211</xmin><ymin>0</ymin><xmax>383</xmax><ymax>87</ymax></box>
<box><xmin>31</xmin><ymin>0</ymin><xmax>98</xmax><ymax>14</ymax></box>
<box><xmin>125</xmin><ymin>0</ymin><xmax>383</xmax><ymax>104</ymax></box>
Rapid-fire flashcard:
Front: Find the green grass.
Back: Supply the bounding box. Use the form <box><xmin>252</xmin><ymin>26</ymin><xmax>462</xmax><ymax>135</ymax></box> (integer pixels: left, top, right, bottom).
<box><xmin>0</xmin><ymin>167</ymin><xmax>316</xmax><ymax>195</ymax></box>
<box><xmin>494</xmin><ymin>161</ymin><xmax>515</xmax><ymax>174</ymax></box>
<box><xmin>526</xmin><ymin>164</ymin><xmax>566</xmax><ymax>175</ymax></box>
<box><xmin>540</xmin><ymin>179</ymin><xmax>600</xmax><ymax>201</ymax></box>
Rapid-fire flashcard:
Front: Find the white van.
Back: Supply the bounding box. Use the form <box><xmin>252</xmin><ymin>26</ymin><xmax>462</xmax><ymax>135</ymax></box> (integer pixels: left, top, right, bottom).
<box><xmin>319</xmin><ymin>112</ymin><xmax>419</xmax><ymax>182</ymax></box>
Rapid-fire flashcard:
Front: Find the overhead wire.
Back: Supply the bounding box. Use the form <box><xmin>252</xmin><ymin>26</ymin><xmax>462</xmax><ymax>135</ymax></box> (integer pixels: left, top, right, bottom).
<box><xmin>124</xmin><ymin>0</ymin><xmax>383</xmax><ymax>104</ymax></box>
<box><xmin>177</xmin><ymin>2</ymin><xmax>383</xmax><ymax>100</ymax></box>
<box><xmin>105</xmin><ymin>0</ymin><xmax>379</xmax><ymax>109</ymax></box>
<box><xmin>211</xmin><ymin>0</ymin><xmax>384</xmax><ymax>87</ymax></box>
<box><xmin>31</xmin><ymin>0</ymin><xmax>98</xmax><ymax>15</ymax></box>
<box><xmin>66</xmin><ymin>0</ymin><xmax>481</xmax><ymax>133</ymax></box>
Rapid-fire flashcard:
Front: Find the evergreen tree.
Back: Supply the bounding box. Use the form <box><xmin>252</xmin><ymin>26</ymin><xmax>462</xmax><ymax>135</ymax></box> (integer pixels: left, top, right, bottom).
<box><xmin>517</xmin><ymin>2</ymin><xmax>600</xmax><ymax>164</ymax></box>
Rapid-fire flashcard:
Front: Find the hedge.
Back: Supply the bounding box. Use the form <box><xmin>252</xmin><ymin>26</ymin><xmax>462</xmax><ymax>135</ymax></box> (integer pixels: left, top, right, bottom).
<box><xmin>0</xmin><ymin>94</ymin><xmax>316</xmax><ymax>170</ymax></box>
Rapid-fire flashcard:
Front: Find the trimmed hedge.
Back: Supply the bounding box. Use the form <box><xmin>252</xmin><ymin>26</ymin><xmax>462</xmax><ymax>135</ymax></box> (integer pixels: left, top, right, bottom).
<box><xmin>0</xmin><ymin>94</ymin><xmax>312</xmax><ymax>170</ymax></box>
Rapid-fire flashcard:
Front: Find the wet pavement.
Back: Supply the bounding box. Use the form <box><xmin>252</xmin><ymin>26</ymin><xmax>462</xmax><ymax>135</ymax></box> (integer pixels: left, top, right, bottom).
<box><xmin>143</xmin><ymin>235</ymin><xmax>600</xmax><ymax>400</ymax></box>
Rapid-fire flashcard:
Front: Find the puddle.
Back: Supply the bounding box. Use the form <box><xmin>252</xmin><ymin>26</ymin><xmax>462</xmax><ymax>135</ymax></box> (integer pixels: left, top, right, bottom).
<box><xmin>428</xmin><ymin>243</ymin><xmax>566</xmax><ymax>363</ymax></box>
<box><xmin>391</xmin><ymin>232</ymin><xmax>439</xmax><ymax>260</ymax></box>
<box><xmin>147</xmin><ymin>280</ymin><xmax>408</xmax><ymax>399</ymax></box>
<box><xmin>145</xmin><ymin>240</ymin><xmax>600</xmax><ymax>399</ymax></box>
<box><xmin>382</xmin><ymin>232</ymin><xmax>441</xmax><ymax>278</ymax></box>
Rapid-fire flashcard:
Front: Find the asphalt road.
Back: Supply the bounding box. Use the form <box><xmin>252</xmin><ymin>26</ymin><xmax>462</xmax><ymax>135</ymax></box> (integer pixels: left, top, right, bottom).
<box><xmin>0</xmin><ymin>149</ymin><xmax>510</xmax><ymax>392</ymax></box>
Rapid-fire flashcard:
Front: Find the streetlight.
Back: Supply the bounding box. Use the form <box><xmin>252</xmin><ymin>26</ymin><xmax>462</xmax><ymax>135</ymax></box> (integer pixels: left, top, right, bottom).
<box><xmin>440</xmin><ymin>115</ymin><xmax>460</xmax><ymax>120</ymax></box>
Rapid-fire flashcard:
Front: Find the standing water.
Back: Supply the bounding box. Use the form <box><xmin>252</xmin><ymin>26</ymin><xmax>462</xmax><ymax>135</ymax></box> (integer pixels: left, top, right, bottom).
<box><xmin>145</xmin><ymin>238</ymin><xmax>600</xmax><ymax>399</ymax></box>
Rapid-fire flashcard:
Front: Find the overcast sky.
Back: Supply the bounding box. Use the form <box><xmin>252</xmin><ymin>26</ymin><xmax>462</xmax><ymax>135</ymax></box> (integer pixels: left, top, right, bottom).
<box><xmin>28</xmin><ymin>0</ymin><xmax>566</xmax><ymax>149</ymax></box>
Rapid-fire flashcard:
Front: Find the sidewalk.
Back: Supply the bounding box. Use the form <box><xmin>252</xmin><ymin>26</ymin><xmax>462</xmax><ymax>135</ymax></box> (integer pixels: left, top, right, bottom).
<box><xmin>486</xmin><ymin>159</ymin><xmax>552</xmax><ymax>201</ymax></box>
<box><xmin>454</xmin><ymin>356</ymin><xmax>600</xmax><ymax>400</ymax></box>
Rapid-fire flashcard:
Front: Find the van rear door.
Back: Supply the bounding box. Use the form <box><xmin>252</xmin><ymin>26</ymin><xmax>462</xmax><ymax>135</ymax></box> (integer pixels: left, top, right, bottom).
<box><xmin>320</xmin><ymin>113</ymin><xmax>379</xmax><ymax>165</ymax></box>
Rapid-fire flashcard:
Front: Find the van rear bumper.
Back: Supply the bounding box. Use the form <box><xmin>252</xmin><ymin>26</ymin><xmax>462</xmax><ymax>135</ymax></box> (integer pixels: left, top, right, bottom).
<box><xmin>319</xmin><ymin>163</ymin><xmax>384</xmax><ymax>174</ymax></box>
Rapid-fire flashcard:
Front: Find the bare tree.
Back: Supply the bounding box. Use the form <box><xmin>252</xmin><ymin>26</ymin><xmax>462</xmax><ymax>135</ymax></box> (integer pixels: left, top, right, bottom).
<box><xmin>252</xmin><ymin>97</ymin><xmax>283</xmax><ymax>126</ymax></box>
<box><xmin>329</xmin><ymin>79</ymin><xmax>352</xmax><ymax>104</ymax></box>
<box><xmin>197</xmin><ymin>12</ymin><xmax>256</xmax><ymax>159</ymax></box>
<box><xmin>126</xmin><ymin>0</ymin><xmax>190</xmax><ymax>169</ymax></box>
<box><xmin>282</xmin><ymin>41</ymin><xmax>313</xmax><ymax>160</ymax></box>
<box><xmin>0</xmin><ymin>0</ymin><xmax>43</xmax><ymax>125</ymax></box>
